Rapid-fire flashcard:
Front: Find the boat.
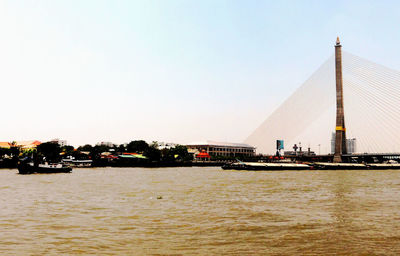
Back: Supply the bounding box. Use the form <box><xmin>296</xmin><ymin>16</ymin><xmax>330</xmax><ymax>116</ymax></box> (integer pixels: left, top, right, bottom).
<box><xmin>312</xmin><ymin>162</ymin><xmax>367</xmax><ymax>170</ymax></box>
<box><xmin>221</xmin><ymin>161</ymin><xmax>310</xmax><ymax>171</ymax></box>
<box><xmin>18</xmin><ymin>158</ymin><xmax>72</xmax><ymax>174</ymax></box>
<box><xmin>367</xmin><ymin>163</ymin><xmax>400</xmax><ymax>169</ymax></box>
<box><xmin>62</xmin><ymin>158</ymin><xmax>93</xmax><ymax>167</ymax></box>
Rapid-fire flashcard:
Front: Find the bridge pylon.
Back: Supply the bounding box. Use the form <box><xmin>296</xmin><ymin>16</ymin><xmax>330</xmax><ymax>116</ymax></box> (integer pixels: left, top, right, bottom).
<box><xmin>333</xmin><ymin>37</ymin><xmax>347</xmax><ymax>162</ymax></box>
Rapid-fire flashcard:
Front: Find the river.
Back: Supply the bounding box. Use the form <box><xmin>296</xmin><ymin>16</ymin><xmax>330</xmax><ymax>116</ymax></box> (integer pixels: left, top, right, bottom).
<box><xmin>1</xmin><ymin>167</ymin><xmax>400</xmax><ymax>255</ymax></box>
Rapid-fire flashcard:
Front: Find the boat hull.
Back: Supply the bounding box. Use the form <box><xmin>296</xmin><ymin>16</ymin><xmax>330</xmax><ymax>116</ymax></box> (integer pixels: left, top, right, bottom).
<box><xmin>18</xmin><ymin>164</ymin><xmax>72</xmax><ymax>174</ymax></box>
<box><xmin>312</xmin><ymin>162</ymin><xmax>367</xmax><ymax>170</ymax></box>
<box><xmin>367</xmin><ymin>164</ymin><xmax>400</xmax><ymax>169</ymax></box>
<box><xmin>221</xmin><ymin>163</ymin><xmax>310</xmax><ymax>171</ymax></box>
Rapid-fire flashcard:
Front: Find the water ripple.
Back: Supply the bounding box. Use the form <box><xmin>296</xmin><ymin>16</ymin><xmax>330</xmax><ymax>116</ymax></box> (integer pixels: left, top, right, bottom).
<box><xmin>0</xmin><ymin>167</ymin><xmax>400</xmax><ymax>255</ymax></box>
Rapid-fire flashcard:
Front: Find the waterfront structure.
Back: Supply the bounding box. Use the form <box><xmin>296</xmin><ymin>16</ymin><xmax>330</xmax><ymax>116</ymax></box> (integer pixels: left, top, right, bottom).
<box><xmin>333</xmin><ymin>37</ymin><xmax>347</xmax><ymax>162</ymax></box>
<box><xmin>186</xmin><ymin>141</ymin><xmax>256</xmax><ymax>158</ymax></box>
<box><xmin>195</xmin><ymin>150</ymin><xmax>211</xmax><ymax>160</ymax></box>
<box><xmin>284</xmin><ymin>146</ymin><xmax>316</xmax><ymax>157</ymax></box>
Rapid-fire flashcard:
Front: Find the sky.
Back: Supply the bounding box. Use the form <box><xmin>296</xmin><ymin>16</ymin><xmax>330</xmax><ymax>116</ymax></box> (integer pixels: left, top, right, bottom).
<box><xmin>1</xmin><ymin>0</ymin><xmax>400</xmax><ymax>147</ymax></box>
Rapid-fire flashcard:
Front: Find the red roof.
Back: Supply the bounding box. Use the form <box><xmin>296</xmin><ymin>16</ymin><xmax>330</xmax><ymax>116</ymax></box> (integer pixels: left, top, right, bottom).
<box><xmin>196</xmin><ymin>152</ymin><xmax>210</xmax><ymax>158</ymax></box>
<box><xmin>0</xmin><ymin>142</ymin><xmax>10</xmax><ymax>148</ymax></box>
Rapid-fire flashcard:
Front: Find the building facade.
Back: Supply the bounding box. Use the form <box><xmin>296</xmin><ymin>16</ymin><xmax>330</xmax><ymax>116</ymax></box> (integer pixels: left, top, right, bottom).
<box><xmin>96</xmin><ymin>141</ymin><xmax>114</xmax><ymax>147</ymax></box>
<box><xmin>186</xmin><ymin>141</ymin><xmax>256</xmax><ymax>158</ymax></box>
<box><xmin>346</xmin><ymin>138</ymin><xmax>357</xmax><ymax>154</ymax></box>
<box><xmin>51</xmin><ymin>138</ymin><xmax>67</xmax><ymax>147</ymax></box>
<box><xmin>331</xmin><ymin>132</ymin><xmax>357</xmax><ymax>154</ymax></box>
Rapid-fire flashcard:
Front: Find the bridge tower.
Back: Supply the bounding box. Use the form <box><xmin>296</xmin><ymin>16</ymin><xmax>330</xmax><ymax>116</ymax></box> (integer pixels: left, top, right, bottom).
<box><xmin>333</xmin><ymin>37</ymin><xmax>347</xmax><ymax>162</ymax></box>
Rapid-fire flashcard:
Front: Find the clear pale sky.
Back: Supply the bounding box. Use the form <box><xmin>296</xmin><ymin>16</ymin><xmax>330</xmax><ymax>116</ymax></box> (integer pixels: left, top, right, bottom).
<box><xmin>1</xmin><ymin>0</ymin><xmax>400</xmax><ymax>146</ymax></box>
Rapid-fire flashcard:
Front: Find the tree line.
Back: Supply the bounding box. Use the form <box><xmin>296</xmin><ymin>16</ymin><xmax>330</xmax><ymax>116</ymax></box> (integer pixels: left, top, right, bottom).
<box><xmin>0</xmin><ymin>140</ymin><xmax>193</xmax><ymax>167</ymax></box>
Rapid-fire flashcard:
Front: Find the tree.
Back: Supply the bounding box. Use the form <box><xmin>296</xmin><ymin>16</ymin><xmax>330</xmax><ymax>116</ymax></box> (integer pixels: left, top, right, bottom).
<box><xmin>0</xmin><ymin>147</ymin><xmax>11</xmax><ymax>158</ymax></box>
<box><xmin>162</xmin><ymin>145</ymin><xmax>191</xmax><ymax>162</ymax></box>
<box><xmin>78</xmin><ymin>144</ymin><xmax>93</xmax><ymax>152</ymax></box>
<box><xmin>61</xmin><ymin>145</ymin><xmax>75</xmax><ymax>155</ymax></box>
<box><xmin>126</xmin><ymin>140</ymin><xmax>149</xmax><ymax>153</ymax></box>
<box><xmin>117</xmin><ymin>144</ymin><xmax>126</xmax><ymax>153</ymax></box>
<box><xmin>37</xmin><ymin>142</ymin><xmax>61</xmax><ymax>162</ymax></box>
<box><xmin>144</xmin><ymin>144</ymin><xmax>161</xmax><ymax>162</ymax></box>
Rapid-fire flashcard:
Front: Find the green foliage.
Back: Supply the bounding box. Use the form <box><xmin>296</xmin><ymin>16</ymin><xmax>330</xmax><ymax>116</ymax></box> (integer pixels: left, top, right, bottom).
<box><xmin>0</xmin><ymin>147</ymin><xmax>11</xmax><ymax>157</ymax></box>
<box><xmin>2</xmin><ymin>139</ymin><xmax>198</xmax><ymax>165</ymax></box>
<box><xmin>144</xmin><ymin>145</ymin><xmax>161</xmax><ymax>162</ymax></box>
<box><xmin>127</xmin><ymin>140</ymin><xmax>149</xmax><ymax>153</ymax></box>
<box><xmin>94</xmin><ymin>145</ymin><xmax>110</xmax><ymax>153</ymax></box>
<box><xmin>125</xmin><ymin>140</ymin><xmax>160</xmax><ymax>161</ymax></box>
<box><xmin>89</xmin><ymin>145</ymin><xmax>110</xmax><ymax>159</ymax></box>
<box><xmin>61</xmin><ymin>145</ymin><xmax>74</xmax><ymax>154</ymax></box>
<box><xmin>37</xmin><ymin>142</ymin><xmax>61</xmax><ymax>162</ymax></box>
<box><xmin>162</xmin><ymin>145</ymin><xmax>191</xmax><ymax>162</ymax></box>
<box><xmin>78</xmin><ymin>144</ymin><xmax>93</xmax><ymax>152</ymax></box>
<box><xmin>9</xmin><ymin>146</ymin><xmax>20</xmax><ymax>158</ymax></box>
<box><xmin>123</xmin><ymin>141</ymin><xmax>191</xmax><ymax>162</ymax></box>
<box><xmin>117</xmin><ymin>144</ymin><xmax>126</xmax><ymax>153</ymax></box>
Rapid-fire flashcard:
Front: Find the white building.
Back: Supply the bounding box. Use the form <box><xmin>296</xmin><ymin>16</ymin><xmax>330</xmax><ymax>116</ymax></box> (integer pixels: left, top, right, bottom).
<box><xmin>347</xmin><ymin>138</ymin><xmax>357</xmax><ymax>154</ymax></box>
<box><xmin>157</xmin><ymin>142</ymin><xmax>178</xmax><ymax>150</ymax></box>
<box><xmin>186</xmin><ymin>141</ymin><xmax>256</xmax><ymax>157</ymax></box>
<box><xmin>51</xmin><ymin>138</ymin><xmax>67</xmax><ymax>147</ymax></box>
<box><xmin>331</xmin><ymin>133</ymin><xmax>357</xmax><ymax>154</ymax></box>
<box><xmin>96</xmin><ymin>141</ymin><xmax>114</xmax><ymax>147</ymax></box>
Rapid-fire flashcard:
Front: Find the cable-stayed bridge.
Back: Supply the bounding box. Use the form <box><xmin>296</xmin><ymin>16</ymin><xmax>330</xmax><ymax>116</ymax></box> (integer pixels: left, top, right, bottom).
<box><xmin>245</xmin><ymin>43</ymin><xmax>400</xmax><ymax>156</ymax></box>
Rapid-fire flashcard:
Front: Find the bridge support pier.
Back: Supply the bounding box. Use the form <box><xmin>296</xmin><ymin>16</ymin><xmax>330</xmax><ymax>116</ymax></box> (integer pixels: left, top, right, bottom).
<box><xmin>333</xmin><ymin>37</ymin><xmax>347</xmax><ymax>163</ymax></box>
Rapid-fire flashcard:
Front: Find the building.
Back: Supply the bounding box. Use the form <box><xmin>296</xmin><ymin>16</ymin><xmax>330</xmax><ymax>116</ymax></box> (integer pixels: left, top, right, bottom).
<box><xmin>186</xmin><ymin>141</ymin><xmax>256</xmax><ymax>158</ymax></box>
<box><xmin>347</xmin><ymin>138</ymin><xmax>357</xmax><ymax>154</ymax></box>
<box><xmin>96</xmin><ymin>141</ymin><xmax>114</xmax><ymax>147</ymax></box>
<box><xmin>51</xmin><ymin>138</ymin><xmax>67</xmax><ymax>147</ymax></box>
<box><xmin>284</xmin><ymin>143</ymin><xmax>316</xmax><ymax>156</ymax></box>
<box><xmin>331</xmin><ymin>133</ymin><xmax>357</xmax><ymax>154</ymax></box>
<box><xmin>284</xmin><ymin>149</ymin><xmax>316</xmax><ymax>157</ymax></box>
<box><xmin>157</xmin><ymin>142</ymin><xmax>178</xmax><ymax>150</ymax></box>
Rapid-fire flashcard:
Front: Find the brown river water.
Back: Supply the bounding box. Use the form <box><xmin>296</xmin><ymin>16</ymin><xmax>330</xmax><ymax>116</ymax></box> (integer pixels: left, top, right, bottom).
<box><xmin>1</xmin><ymin>167</ymin><xmax>400</xmax><ymax>255</ymax></box>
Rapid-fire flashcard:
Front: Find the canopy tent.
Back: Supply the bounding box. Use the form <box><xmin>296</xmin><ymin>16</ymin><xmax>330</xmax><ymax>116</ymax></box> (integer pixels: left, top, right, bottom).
<box><xmin>196</xmin><ymin>152</ymin><xmax>211</xmax><ymax>158</ymax></box>
<box><xmin>118</xmin><ymin>154</ymin><xmax>147</xmax><ymax>159</ymax></box>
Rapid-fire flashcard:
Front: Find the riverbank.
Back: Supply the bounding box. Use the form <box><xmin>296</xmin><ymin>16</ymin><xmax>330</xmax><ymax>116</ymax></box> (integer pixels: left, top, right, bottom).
<box><xmin>0</xmin><ymin>160</ymin><xmax>225</xmax><ymax>169</ymax></box>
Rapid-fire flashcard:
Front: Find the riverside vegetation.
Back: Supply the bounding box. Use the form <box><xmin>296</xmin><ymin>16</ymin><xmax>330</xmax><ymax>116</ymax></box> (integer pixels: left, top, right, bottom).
<box><xmin>0</xmin><ymin>140</ymin><xmax>256</xmax><ymax>168</ymax></box>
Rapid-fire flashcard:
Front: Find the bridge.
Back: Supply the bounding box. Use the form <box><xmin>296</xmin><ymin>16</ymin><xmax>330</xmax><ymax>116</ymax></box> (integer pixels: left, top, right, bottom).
<box><xmin>245</xmin><ymin>37</ymin><xmax>400</xmax><ymax>162</ymax></box>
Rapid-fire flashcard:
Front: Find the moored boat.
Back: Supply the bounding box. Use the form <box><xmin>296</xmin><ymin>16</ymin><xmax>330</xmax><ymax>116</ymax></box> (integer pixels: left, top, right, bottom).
<box><xmin>312</xmin><ymin>162</ymin><xmax>367</xmax><ymax>170</ymax></box>
<box><xmin>18</xmin><ymin>159</ymin><xmax>72</xmax><ymax>174</ymax></box>
<box><xmin>62</xmin><ymin>159</ymin><xmax>92</xmax><ymax>167</ymax></box>
<box><xmin>367</xmin><ymin>163</ymin><xmax>400</xmax><ymax>169</ymax></box>
<box><xmin>222</xmin><ymin>162</ymin><xmax>310</xmax><ymax>171</ymax></box>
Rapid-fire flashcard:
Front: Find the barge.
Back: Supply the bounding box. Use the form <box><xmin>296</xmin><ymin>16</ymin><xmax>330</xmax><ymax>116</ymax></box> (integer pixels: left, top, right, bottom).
<box><xmin>222</xmin><ymin>162</ymin><xmax>310</xmax><ymax>171</ymax></box>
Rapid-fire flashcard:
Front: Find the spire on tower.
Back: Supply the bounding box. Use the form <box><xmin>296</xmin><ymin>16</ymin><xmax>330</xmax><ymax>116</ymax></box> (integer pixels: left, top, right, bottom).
<box><xmin>336</xmin><ymin>36</ymin><xmax>341</xmax><ymax>45</ymax></box>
